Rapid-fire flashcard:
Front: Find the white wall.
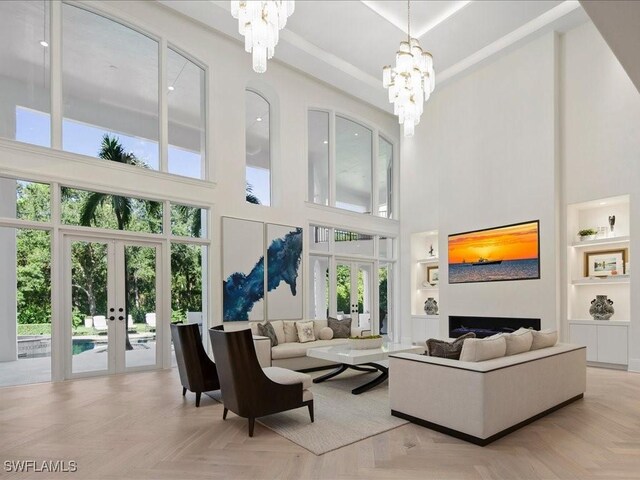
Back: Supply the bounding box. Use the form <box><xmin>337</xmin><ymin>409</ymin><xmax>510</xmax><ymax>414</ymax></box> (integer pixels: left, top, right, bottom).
<box><xmin>400</xmin><ymin>33</ymin><xmax>560</xmax><ymax>343</ymax></box>
<box><xmin>562</xmin><ymin>22</ymin><xmax>640</xmax><ymax>371</ymax></box>
<box><xmin>401</xmin><ymin>20</ymin><xmax>640</xmax><ymax>372</ymax></box>
<box><xmin>0</xmin><ymin>1</ymin><xmax>400</xmax><ymax>332</ymax></box>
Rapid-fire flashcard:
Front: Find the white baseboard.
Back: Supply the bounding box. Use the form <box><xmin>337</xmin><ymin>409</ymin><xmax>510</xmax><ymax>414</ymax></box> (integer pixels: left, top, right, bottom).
<box><xmin>401</xmin><ymin>336</ymin><xmax>413</xmax><ymax>345</ymax></box>
<box><xmin>627</xmin><ymin>358</ymin><xmax>640</xmax><ymax>373</ymax></box>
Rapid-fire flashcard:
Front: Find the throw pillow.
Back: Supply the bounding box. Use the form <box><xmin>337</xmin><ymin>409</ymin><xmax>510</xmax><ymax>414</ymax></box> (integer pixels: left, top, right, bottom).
<box><xmin>328</xmin><ymin>316</ymin><xmax>352</xmax><ymax>338</ymax></box>
<box><xmin>459</xmin><ymin>335</ymin><xmax>507</xmax><ymax>362</ymax></box>
<box><xmin>269</xmin><ymin>320</ymin><xmax>286</xmax><ymax>345</ymax></box>
<box><xmin>296</xmin><ymin>321</ymin><xmax>316</xmax><ymax>343</ymax></box>
<box><xmin>257</xmin><ymin>322</ymin><xmax>278</xmax><ymax>347</ymax></box>
<box><xmin>530</xmin><ymin>329</ymin><xmax>558</xmax><ymax>350</ymax></box>
<box><xmin>319</xmin><ymin>326</ymin><xmax>334</xmax><ymax>340</ymax></box>
<box><xmin>504</xmin><ymin>328</ymin><xmax>533</xmax><ymax>355</ymax></box>
<box><xmin>283</xmin><ymin>321</ymin><xmax>299</xmax><ymax>343</ymax></box>
<box><xmin>426</xmin><ymin>332</ymin><xmax>475</xmax><ymax>359</ymax></box>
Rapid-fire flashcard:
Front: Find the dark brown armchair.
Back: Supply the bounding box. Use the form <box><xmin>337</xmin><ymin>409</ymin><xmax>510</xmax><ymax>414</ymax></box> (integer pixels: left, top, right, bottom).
<box><xmin>171</xmin><ymin>323</ymin><xmax>220</xmax><ymax>407</ymax></box>
<box><xmin>209</xmin><ymin>326</ymin><xmax>314</xmax><ymax>437</ymax></box>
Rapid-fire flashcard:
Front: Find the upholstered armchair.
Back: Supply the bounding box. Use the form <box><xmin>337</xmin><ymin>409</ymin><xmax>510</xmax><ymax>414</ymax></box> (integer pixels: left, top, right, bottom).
<box><xmin>170</xmin><ymin>323</ymin><xmax>220</xmax><ymax>407</ymax></box>
<box><xmin>209</xmin><ymin>325</ymin><xmax>314</xmax><ymax>437</ymax></box>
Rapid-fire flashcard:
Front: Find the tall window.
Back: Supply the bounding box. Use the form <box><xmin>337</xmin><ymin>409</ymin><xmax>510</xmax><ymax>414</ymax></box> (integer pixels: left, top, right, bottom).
<box><xmin>308</xmin><ymin>111</ymin><xmax>394</xmax><ymax>217</ymax></box>
<box><xmin>245</xmin><ymin>90</ymin><xmax>270</xmax><ymax>205</ymax></box>
<box><xmin>168</xmin><ymin>48</ymin><xmax>205</xmax><ymax>179</ymax></box>
<box><xmin>336</xmin><ymin>116</ymin><xmax>372</xmax><ymax>214</ymax></box>
<box><xmin>308</xmin><ymin>111</ymin><xmax>329</xmax><ymax>206</ymax></box>
<box><xmin>0</xmin><ymin>1</ymin><xmax>51</xmax><ymax>147</ymax></box>
<box><xmin>62</xmin><ymin>5</ymin><xmax>159</xmax><ymax>167</ymax></box>
<box><xmin>378</xmin><ymin>136</ymin><xmax>393</xmax><ymax>218</ymax></box>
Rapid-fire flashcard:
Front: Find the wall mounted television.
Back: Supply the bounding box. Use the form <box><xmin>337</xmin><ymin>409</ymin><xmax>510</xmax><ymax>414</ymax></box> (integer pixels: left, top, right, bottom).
<box><xmin>448</xmin><ymin>220</ymin><xmax>540</xmax><ymax>284</ymax></box>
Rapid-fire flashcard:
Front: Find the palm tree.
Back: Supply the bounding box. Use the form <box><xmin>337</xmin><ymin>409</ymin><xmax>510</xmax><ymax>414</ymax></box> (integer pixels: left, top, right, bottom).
<box><xmin>79</xmin><ymin>134</ymin><xmax>154</xmax><ymax>350</ymax></box>
<box><xmin>246</xmin><ymin>183</ymin><xmax>261</xmax><ymax>204</ymax></box>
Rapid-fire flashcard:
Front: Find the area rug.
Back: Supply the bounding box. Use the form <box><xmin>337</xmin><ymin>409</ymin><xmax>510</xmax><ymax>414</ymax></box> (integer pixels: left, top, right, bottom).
<box><xmin>208</xmin><ymin>369</ymin><xmax>407</xmax><ymax>455</ymax></box>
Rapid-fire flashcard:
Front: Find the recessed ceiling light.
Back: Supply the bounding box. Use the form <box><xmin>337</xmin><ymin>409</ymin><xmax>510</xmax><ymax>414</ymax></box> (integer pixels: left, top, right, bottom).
<box><xmin>40</xmin><ymin>41</ymin><xmax>48</xmax><ymax>47</ymax></box>
<box><xmin>599</xmin><ymin>202</ymin><xmax>607</xmax><ymax>205</ymax></box>
<box><xmin>354</xmin><ymin>133</ymin><xmax>359</xmax><ymax>136</ymax></box>
<box><xmin>168</xmin><ymin>85</ymin><xmax>175</xmax><ymax>91</ymax></box>
<box><xmin>323</xmin><ymin>140</ymin><xmax>328</xmax><ymax>144</ymax></box>
<box><xmin>256</xmin><ymin>117</ymin><xmax>263</xmax><ymax>122</ymax></box>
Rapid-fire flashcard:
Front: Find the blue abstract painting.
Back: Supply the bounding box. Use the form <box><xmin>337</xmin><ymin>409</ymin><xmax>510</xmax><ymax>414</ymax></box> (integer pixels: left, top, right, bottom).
<box><xmin>222</xmin><ymin>221</ymin><xmax>302</xmax><ymax>321</ymax></box>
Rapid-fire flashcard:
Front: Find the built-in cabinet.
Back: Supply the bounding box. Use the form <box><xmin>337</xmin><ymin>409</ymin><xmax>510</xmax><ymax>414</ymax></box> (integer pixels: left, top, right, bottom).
<box><xmin>566</xmin><ymin>196</ymin><xmax>630</xmax><ymax>368</ymax></box>
<box><xmin>569</xmin><ymin>320</ymin><xmax>628</xmax><ymax>365</ymax></box>
<box><xmin>410</xmin><ymin>231</ymin><xmax>441</xmax><ymax>344</ymax></box>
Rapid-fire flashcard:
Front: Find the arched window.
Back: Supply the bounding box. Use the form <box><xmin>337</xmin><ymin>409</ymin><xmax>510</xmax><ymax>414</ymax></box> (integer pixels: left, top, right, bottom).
<box><xmin>245</xmin><ymin>90</ymin><xmax>271</xmax><ymax>206</ymax></box>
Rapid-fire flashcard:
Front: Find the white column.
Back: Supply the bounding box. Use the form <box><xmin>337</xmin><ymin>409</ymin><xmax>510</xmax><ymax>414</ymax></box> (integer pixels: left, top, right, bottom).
<box><xmin>0</xmin><ymin>178</ymin><xmax>18</xmax><ymax>361</ymax></box>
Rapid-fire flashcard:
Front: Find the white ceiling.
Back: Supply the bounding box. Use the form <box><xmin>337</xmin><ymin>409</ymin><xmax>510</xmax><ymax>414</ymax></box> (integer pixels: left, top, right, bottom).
<box><xmin>160</xmin><ymin>0</ymin><xmax>590</xmax><ymax>112</ymax></box>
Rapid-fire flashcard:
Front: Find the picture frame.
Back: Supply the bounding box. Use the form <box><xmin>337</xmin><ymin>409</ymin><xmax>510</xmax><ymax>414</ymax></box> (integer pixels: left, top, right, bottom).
<box><xmin>448</xmin><ymin>220</ymin><xmax>540</xmax><ymax>284</ymax></box>
<box><xmin>584</xmin><ymin>249</ymin><xmax>627</xmax><ymax>277</ymax></box>
<box><xmin>427</xmin><ymin>266</ymin><xmax>439</xmax><ymax>286</ymax></box>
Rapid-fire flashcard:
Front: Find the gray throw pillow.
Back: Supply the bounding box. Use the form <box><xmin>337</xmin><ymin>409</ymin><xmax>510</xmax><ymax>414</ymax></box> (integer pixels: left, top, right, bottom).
<box><xmin>426</xmin><ymin>332</ymin><xmax>476</xmax><ymax>360</ymax></box>
<box><xmin>328</xmin><ymin>317</ymin><xmax>352</xmax><ymax>338</ymax></box>
<box><xmin>257</xmin><ymin>322</ymin><xmax>278</xmax><ymax>347</ymax></box>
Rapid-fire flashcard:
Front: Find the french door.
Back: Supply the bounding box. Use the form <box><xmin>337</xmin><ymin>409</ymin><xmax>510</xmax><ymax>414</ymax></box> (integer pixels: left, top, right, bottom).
<box><xmin>64</xmin><ymin>235</ymin><xmax>163</xmax><ymax>378</ymax></box>
<box><xmin>335</xmin><ymin>260</ymin><xmax>373</xmax><ymax>331</ymax></box>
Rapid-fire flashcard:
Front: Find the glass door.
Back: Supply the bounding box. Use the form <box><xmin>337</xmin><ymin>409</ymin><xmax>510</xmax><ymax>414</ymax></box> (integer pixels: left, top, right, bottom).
<box><xmin>335</xmin><ymin>261</ymin><xmax>373</xmax><ymax>331</ymax></box>
<box><xmin>65</xmin><ymin>235</ymin><xmax>162</xmax><ymax>378</ymax></box>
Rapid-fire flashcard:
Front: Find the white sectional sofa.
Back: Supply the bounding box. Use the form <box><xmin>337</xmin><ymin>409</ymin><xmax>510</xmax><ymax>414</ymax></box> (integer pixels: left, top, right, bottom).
<box><xmin>389</xmin><ymin>343</ymin><xmax>586</xmax><ymax>445</ymax></box>
<box><xmin>250</xmin><ymin>319</ymin><xmax>369</xmax><ymax>371</ymax></box>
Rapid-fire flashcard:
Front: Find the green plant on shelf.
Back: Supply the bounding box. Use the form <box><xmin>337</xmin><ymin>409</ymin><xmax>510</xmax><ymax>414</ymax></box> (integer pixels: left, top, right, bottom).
<box><xmin>578</xmin><ymin>228</ymin><xmax>598</xmax><ymax>237</ymax></box>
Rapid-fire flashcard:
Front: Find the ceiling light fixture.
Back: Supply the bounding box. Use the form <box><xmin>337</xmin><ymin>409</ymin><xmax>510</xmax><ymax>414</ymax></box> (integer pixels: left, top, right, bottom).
<box><xmin>168</xmin><ymin>85</ymin><xmax>175</xmax><ymax>91</ymax></box>
<box><xmin>256</xmin><ymin>116</ymin><xmax>263</xmax><ymax>122</ymax></box>
<box><xmin>40</xmin><ymin>40</ymin><xmax>48</xmax><ymax>47</ymax></box>
<box><xmin>231</xmin><ymin>1</ymin><xmax>295</xmax><ymax>74</ymax></box>
<box><xmin>382</xmin><ymin>0</ymin><xmax>435</xmax><ymax>137</ymax></box>
<box><xmin>323</xmin><ymin>140</ymin><xmax>328</xmax><ymax>144</ymax></box>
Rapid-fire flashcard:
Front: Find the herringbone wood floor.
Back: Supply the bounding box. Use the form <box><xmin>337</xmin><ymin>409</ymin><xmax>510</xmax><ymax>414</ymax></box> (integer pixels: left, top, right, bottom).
<box><xmin>1</xmin><ymin>367</ymin><xmax>639</xmax><ymax>480</ymax></box>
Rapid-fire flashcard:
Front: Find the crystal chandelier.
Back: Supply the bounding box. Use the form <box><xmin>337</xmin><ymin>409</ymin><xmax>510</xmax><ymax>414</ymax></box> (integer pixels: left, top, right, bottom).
<box><xmin>382</xmin><ymin>0</ymin><xmax>435</xmax><ymax>137</ymax></box>
<box><xmin>231</xmin><ymin>1</ymin><xmax>295</xmax><ymax>73</ymax></box>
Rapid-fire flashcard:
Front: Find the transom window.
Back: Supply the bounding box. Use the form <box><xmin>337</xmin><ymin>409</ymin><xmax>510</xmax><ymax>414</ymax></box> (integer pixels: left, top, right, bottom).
<box><xmin>0</xmin><ymin>2</ymin><xmax>207</xmax><ymax>180</ymax></box>
<box><xmin>308</xmin><ymin>110</ymin><xmax>394</xmax><ymax>218</ymax></box>
<box><xmin>245</xmin><ymin>90</ymin><xmax>271</xmax><ymax>205</ymax></box>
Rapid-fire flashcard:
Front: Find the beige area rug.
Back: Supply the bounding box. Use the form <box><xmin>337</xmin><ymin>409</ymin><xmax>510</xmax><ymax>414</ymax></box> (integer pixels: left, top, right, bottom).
<box><xmin>208</xmin><ymin>368</ymin><xmax>408</xmax><ymax>455</ymax></box>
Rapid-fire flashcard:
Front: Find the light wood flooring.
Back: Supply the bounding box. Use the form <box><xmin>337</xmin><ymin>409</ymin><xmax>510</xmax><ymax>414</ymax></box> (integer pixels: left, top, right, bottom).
<box><xmin>1</xmin><ymin>367</ymin><xmax>639</xmax><ymax>480</ymax></box>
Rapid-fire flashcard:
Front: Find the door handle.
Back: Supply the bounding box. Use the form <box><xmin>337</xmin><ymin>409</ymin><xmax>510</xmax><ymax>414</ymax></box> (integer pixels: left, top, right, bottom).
<box><xmin>118</xmin><ymin>308</ymin><xmax>124</xmax><ymax>312</ymax></box>
<box><xmin>118</xmin><ymin>316</ymin><xmax>124</xmax><ymax>321</ymax></box>
<box><xmin>109</xmin><ymin>308</ymin><xmax>115</xmax><ymax>313</ymax></box>
<box><xmin>109</xmin><ymin>316</ymin><xmax>115</xmax><ymax>321</ymax></box>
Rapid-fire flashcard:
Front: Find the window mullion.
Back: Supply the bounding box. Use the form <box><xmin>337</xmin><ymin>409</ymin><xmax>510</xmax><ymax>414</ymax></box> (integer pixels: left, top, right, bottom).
<box><xmin>372</xmin><ymin>130</ymin><xmax>379</xmax><ymax>217</ymax></box>
<box><xmin>159</xmin><ymin>38</ymin><xmax>168</xmax><ymax>174</ymax></box>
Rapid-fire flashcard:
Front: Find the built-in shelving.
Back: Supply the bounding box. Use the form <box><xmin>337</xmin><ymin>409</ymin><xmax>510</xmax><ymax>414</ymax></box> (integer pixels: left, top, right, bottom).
<box><xmin>411</xmin><ymin>231</ymin><xmax>441</xmax><ymax>344</ymax></box>
<box><xmin>566</xmin><ymin>195</ymin><xmax>631</xmax><ymax>369</ymax></box>
<box><xmin>571</xmin><ymin>275</ymin><xmax>630</xmax><ymax>285</ymax></box>
<box><xmin>570</xmin><ymin>235</ymin><xmax>630</xmax><ymax>248</ymax></box>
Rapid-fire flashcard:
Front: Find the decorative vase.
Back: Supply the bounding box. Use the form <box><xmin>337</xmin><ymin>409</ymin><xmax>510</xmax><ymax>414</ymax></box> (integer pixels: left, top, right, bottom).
<box><xmin>424</xmin><ymin>297</ymin><xmax>439</xmax><ymax>315</ymax></box>
<box><xmin>589</xmin><ymin>295</ymin><xmax>614</xmax><ymax>320</ymax></box>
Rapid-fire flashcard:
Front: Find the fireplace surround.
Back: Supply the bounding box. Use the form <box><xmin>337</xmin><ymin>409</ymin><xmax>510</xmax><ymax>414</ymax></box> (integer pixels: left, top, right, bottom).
<box><xmin>449</xmin><ymin>316</ymin><xmax>541</xmax><ymax>338</ymax></box>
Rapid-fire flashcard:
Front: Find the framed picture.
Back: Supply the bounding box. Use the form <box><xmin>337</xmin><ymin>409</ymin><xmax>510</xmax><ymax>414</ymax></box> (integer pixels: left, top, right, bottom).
<box><xmin>427</xmin><ymin>266</ymin><xmax>439</xmax><ymax>286</ymax></box>
<box><xmin>448</xmin><ymin>220</ymin><xmax>540</xmax><ymax>284</ymax></box>
<box><xmin>585</xmin><ymin>249</ymin><xmax>627</xmax><ymax>277</ymax></box>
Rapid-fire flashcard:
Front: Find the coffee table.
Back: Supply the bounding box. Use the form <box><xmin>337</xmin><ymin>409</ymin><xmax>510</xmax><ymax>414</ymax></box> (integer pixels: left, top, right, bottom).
<box><xmin>306</xmin><ymin>342</ymin><xmax>423</xmax><ymax>395</ymax></box>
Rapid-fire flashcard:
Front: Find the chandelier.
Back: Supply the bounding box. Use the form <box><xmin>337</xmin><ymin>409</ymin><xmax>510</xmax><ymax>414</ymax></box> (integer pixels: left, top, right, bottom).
<box><xmin>382</xmin><ymin>0</ymin><xmax>435</xmax><ymax>137</ymax></box>
<box><xmin>231</xmin><ymin>1</ymin><xmax>295</xmax><ymax>73</ymax></box>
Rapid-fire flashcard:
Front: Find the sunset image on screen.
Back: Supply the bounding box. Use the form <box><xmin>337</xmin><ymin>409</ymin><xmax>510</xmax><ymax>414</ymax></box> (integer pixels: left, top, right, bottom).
<box><xmin>448</xmin><ymin>221</ymin><xmax>540</xmax><ymax>283</ymax></box>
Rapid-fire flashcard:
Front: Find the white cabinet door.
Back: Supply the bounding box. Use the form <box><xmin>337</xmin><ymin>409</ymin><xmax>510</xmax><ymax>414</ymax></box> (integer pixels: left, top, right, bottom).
<box><xmin>597</xmin><ymin>325</ymin><xmax>628</xmax><ymax>365</ymax></box>
<box><xmin>424</xmin><ymin>317</ymin><xmax>440</xmax><ymax>340</ymax></box>
<box><xmin>411</xmin><ymin>317</ymin><xmax>427</xmax><ymax>345</ymax></box>
<box><xmin>570</xmin><ymin>324</ymin><xmax>598</xmax><ymax>362</ymax></box>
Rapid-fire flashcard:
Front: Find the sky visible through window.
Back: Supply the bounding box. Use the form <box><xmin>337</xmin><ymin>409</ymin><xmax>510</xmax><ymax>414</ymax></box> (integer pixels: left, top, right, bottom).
<box><xmin>246</xmin><ymin>166</ymin><xmax>270</xmax><ymax>206</ymax></box>
<box><xmin>15</xmin><ymin>107</ymin><xmax>201</xmax><ymax>179</ymax></box>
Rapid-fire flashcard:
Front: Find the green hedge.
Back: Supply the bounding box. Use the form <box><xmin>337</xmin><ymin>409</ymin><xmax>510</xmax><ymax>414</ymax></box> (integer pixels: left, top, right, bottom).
<box><xmin>17</xmin><ymin>324</ymin><xmax>52</xmax><ymax>336</ymax></box>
